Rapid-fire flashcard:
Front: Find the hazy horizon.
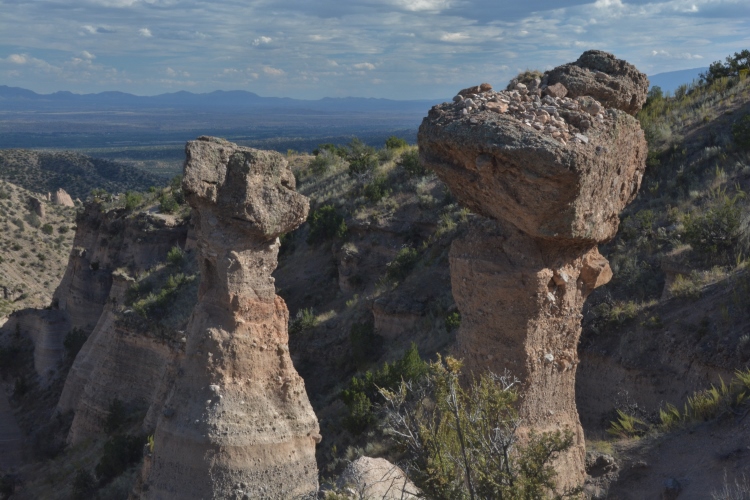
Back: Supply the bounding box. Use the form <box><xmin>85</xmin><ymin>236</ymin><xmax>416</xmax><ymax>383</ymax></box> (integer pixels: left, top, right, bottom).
<box><xmin>1</xmin><ymin>0</ymin><xmax>747</xmax><ymax>100</ymax></box>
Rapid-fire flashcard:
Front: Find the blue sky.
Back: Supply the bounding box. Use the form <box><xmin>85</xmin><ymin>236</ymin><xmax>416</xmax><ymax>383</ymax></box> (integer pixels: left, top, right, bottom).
<box><xmin>0</xmin><ymin>0</ymin><xmax>747</xmax><ymax>99</ymax></box>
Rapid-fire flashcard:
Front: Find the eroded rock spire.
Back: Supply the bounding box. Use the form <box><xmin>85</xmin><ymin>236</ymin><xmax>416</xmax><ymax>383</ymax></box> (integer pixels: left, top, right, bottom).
<box><xmin>143</xmin><ymin>137</ymin><xmax>320</xmax><ymax>498</ymax></box>
<box><xmin>418</xmin><ymin>51</ymin><xmax>648</xmax><ymax>489</ymax></box>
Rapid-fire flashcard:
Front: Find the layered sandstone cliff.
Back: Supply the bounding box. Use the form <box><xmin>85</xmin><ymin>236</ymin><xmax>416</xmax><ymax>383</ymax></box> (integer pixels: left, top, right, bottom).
<box><xmin>418</xmin><ymin>51</ymin><xmax>648</xmax><ymax>489</ymax></box>
<box><xmin>57</xmin><ymin>205</ymin><xmax>189</xmax><ymax>430</ymax></box>
<box><xmin>143</xmin><ymin>137</ymin><xmax>320</xmax><ymax>499</ymax></box>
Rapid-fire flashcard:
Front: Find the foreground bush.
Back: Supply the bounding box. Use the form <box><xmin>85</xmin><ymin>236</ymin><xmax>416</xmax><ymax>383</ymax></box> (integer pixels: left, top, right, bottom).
<box><xmin>380</xmin><ymin>356</ymin><xmax>579</xmax><ymax>499</ymax></box>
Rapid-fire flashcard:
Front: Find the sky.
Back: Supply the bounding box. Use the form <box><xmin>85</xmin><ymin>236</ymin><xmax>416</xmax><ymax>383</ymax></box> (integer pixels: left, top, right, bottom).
<box><xmin>0</xmin><ymin>0</ymin><xmax>748</xmax><ymax>100</ymax></box>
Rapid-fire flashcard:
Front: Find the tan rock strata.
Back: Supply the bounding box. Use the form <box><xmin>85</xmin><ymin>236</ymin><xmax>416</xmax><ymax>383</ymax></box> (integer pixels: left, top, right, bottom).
<box><xmin>418</xmin><ymin>52</ymin><xmax>648</xmax><ymax>489</ymax></box>
<box><xmin>144</xmin><ymin>137</ymin><xmax>320</xmax><ymax>499</ymax></box>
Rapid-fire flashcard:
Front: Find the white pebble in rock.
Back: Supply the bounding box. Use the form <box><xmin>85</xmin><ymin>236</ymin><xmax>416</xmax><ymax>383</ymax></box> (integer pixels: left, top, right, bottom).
<box><xmin>574</xmin><ymin>133</ymin><xmax>589</xmax><ymax>144</ymax></box>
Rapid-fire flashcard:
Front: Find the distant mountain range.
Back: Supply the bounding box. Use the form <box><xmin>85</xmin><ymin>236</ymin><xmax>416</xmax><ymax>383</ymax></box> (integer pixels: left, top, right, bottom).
<box><xmin>0</xmin><ymin>85</ymin><xmax>441</xmax><ymax>114</ymax></box>
<box><xmin>648</xmin><ymin>67</ymin><xmax>708</xmax><ymax>94</ymax></box>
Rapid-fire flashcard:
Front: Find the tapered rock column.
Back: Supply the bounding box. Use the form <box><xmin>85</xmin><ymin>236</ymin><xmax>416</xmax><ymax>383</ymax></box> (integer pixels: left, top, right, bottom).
<box><xmin>144</xmin><ymin>137</ymin><xmax>320</xmax><ymax>499</ymax></box>
<box><xmin>418</xmin><ymin>52</ymin><xmax>648</xmax><ymax>489</ymax></box>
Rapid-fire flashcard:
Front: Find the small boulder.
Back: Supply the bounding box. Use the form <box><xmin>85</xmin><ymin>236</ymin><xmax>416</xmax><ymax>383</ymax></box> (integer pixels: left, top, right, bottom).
<box><xmin>337</xmin><ymin>457</ymin><xmax>420</xmax><ymax>499</ymax></box>
<box><xmin>51</xmin><ymin>188</ymin><xmax>74</xmax><ymax>207</ymax></box>
<box><xmin>458</xmin><ymin>82</ymin><xmax>493</xmax><ymax>96</ymax></box>
<box><xmin>544</xmin><ymin>50</ymin><xmax>649</xmax><ymax>115</ymax></box>
<box><xmin>544</xmin><ymin>82</ymin><xmax>569</xmax><ymax>98</ymax></box>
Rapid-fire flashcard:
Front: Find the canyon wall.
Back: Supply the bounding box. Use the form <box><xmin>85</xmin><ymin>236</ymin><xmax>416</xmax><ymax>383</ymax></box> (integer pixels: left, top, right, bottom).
<box><xmin>418</xmin><ymin>50</ymin><xmax>648</xmax><ymax>489</ymax></box>
<box><xmin>143</xmin><ymin>137</ymin><xmax>320</xmax><ymax>499</ymax></box>
<box><xmin>57</xmin><ymin>206</ymin><xmax>189</xmax><ymax>438</ymax></box>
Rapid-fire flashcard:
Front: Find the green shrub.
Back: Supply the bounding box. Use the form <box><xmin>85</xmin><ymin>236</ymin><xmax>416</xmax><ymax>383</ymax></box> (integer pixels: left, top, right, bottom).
<box><xmin>41</xmin><ymin>223</ymin><xmax>54</xmax><ymax>235</ymax></box>
<box><xmin>166</xmin><ymin>246</ymin><xmax>185</xmax><ymax>266</ymax></box>
<box><xmin>380</xmin><ymin>356</ymin><xmax>578</xmax><ymax>499</ymax></box>
<box><xmin>684</xmin><ymin>194</ymin><xmax>742</xmax><ymax>259</ymax></box>
<box><xmin>398</xmin><ymin>149</ymin><xmax>426</xmax><ymax>177</ymax></box>
<box><xmin>124</xmin><ymin>191</ymin><xmax>143</xmax><ymax>211</ymax></box>
<box><xmin>386</xmin><ymin>246</ymin><xmax>419</xmax><ymax>281</ymax></box>
<box><xmin>313</xmin><ymin>143</ymin><xmax>347</xmax><ymax>158</ymax></box>
<box><xmin>159</xmin><ymin>192</ymin><xmax>178</xmax><ymax>214</ymax></box>
<box><xmin>170</xmin><ymin>175</ymin><xmax>185</xmax><ymax>204</ymax></box>
<box><xmin>309</xmin><ymin>150</ymin><xmax>338</xmax><ymax>175</ymax></box>
<box><xmin>445</xmin><ymin>312</ymin><xmax>461</xmax><ymax>331</ymax></box>
<box><xmin>341</xmin><ymin>343</ymin><xmax>427</xmax><ymax>435</ymax></box>
<box><xmin>385</xmin><ymin>136</ymin><xmax>408</xmax><ymax>149</ymax></box>
<box><xmin>701</xmin><ymin>49</ymin><xmax>750</xmax><ymax>84</ymax></box>
<box><xmin>346</xmin><ymin>138</ymin><xmax>378</xmax><ymax>175</ymax></box>
<box><xmin>130</xmin><ymin>273</ymin><xmax>193</xmax><ymax>319</ymax></box>
<box><xmin>363</xmin><ymin>174</ymin><xmax>391</xmax><ymax>203</ymax></box>
<box><xmin>64</xmin><ymin>328</ymin><xmax>88</xmax><ymax>358</ymax></box>
<box><xmin>307</xmin><ymin>205</ymin><xmax>347</xmax><ymax>244</ymax></box>
<box><xmin>607</xmin><ymin>409</ymin><xmax>649</xmax><ymax>438</ymax></box>
<box><xmin>289</xmin><ymin>308</ymin><xmax>317</xmax><ymax>334</ymax></box>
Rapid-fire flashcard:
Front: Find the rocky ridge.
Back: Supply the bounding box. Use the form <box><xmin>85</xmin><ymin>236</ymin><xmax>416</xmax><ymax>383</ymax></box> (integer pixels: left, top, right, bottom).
<box><xmin>419</xmin><ymin>50</ymin><xmax>649</xmax><ymax>490</ymax></box>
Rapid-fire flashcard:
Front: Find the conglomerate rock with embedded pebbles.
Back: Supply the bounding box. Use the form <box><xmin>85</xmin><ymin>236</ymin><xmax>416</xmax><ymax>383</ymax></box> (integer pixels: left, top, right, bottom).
<box><xmin>143</xmin><ymin>137</ymin><xmax>320</xmax><ymax>499</ymax></box>
<box><xmin>418</xmin><ymin>51</ymin><xmax>648</xmax><ymax>491</ymax></box>
<box><xmin>544</xmin><ymin>50</ymin><xmax>650</xmax><ymax>116</ymax></box>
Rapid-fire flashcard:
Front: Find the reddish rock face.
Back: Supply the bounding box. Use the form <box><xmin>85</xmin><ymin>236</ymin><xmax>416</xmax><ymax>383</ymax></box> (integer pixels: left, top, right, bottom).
<box><xmin>144</xmin><ymin>137</ymin><xmax>319</xmax><ymax>499</ymax></box>
<box><xmin>418</xmin><ymin>52</ymin><xmax>648</xmax><ymax>490</ymax></box>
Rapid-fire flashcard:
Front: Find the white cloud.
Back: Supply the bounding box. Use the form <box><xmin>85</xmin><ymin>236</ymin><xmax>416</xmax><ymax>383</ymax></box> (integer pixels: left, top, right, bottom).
<box><xmin>7</xmin><ymin>54</ymin><xmax>27</xmax><ymax>64</ymax></box>
<box><xmin>651</xmin><ymin>50</ymin><xmax>703</xmax><ymax>60</ymax></box>
<box><xmin>353</xmin><ymin>62</ymin><xmax>375</xmax><ymax>70</ymax></box>
<box><xmin>165</xmin><ymin>67</ymin><xmax>189</xmax><ymax>77</ymax></box>
<box><xmin>81</xmin><ymin>25</ymin><xmax>115</xmax><ymax>34</ymax></box>
<box><xmin>391</xmin><ymin>0</ymin><xmax>453</xmax><ymax>12</ymax></box>
<box><xmin>440</xmin><ymin>32</ymin><xmax>468</xmax><ymax>42</ymax></box>
<box><xmin>139</xmin><ymin>28</ymin><xmax>152</xmax><ymax>38</ymax></box>
<box><xmin>263</xmin><ymin>66</ymin><xmax>285</xmax><ymax>77</ymax></box>
<box><xmin>252</xmin><ymin>36</ymin><xmax>272</xmax><ymax>46</ymax></box>
<box><xmin>81</xmin><ymin>51</ymin><xmax>96</xmax><ymax>60</ymax></box>
<box><xmin>593</xmin><ymin>0</ymin><xmax>624</xmax><ymax>8</ymax></box>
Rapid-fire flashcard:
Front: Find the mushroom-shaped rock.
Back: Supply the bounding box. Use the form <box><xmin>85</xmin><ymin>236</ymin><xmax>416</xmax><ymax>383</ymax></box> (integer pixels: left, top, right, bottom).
<box><xmin>419</xmin><ymin>104</ymin><xmax>646</xmax><ymax>243</ymax></box>
<box><xmin>182</xmin><ymin>136</ymin><xmax>308</xmax><ymax>239</ymax></box>
<box><xmin>544</xmin><ymin>50</ymin><xmax>650</xmax><ymax>115</ymax></box>
<box><xmin>143</xmin><ymin>137</ymin><xmax>319</xmax><ymax>499</ymax></box>
<box><xmin>418</xmin><ymin>51</ymin><xmax>648</xmax><ymax>492</ymax></box>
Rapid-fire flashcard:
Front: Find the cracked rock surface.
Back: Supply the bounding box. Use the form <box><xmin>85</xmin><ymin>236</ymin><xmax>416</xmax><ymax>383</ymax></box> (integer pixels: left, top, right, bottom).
<box><xmin>143</xmin><ymin>137</ymin><xmax>320</xmax><ymax>499</ymax></box>
<box><xmin>418</xmin><ymin>52</ymin><xmax>648</xmax><ymax>491</ymax></box>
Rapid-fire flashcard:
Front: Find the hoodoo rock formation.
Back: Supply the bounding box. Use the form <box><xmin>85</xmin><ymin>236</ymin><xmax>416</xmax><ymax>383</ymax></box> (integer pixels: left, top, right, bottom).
<box><xmin>418</xmin><ymin>51</ymin><xmax>648</xmax><ymax>489</ymax></box>
<box><xmin>143</xmin><ymin>137</ymin><xmax>320</xmax><ymax>499</ymax></box>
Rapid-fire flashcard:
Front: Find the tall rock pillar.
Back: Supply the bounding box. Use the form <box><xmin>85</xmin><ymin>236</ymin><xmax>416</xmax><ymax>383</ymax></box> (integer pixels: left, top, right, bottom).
<box><xmin>418</xmin><ymin>51</ymin><xmax>648</xmax><ymax>489</ymax></box>
<box><xmin>144</xmin><ymin>137</ymin><xmax>320</xmax><ymax>499</ymax></box>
